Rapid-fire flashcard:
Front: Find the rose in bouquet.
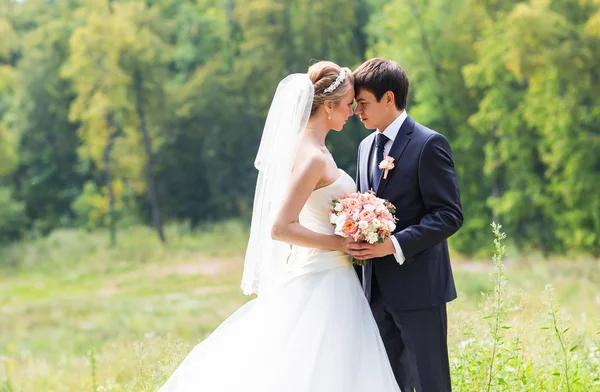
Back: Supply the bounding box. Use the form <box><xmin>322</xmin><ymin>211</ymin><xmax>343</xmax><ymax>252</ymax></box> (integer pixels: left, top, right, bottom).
<box><xmin>329</xmin><ymin>191</ymin><xmax>398</xmax><ymax>266</ymax></box>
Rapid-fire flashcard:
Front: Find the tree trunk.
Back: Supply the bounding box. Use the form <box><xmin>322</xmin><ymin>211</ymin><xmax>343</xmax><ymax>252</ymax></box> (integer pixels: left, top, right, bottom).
<box><xmin>104</xmin><ymin>114</ymin><xmax>117</xmax><ymax>248</ymax></box>
<box><xmin>133</xmin><ymin>68</ymin><xmax>166</xmax><ymax>243</ymax></box>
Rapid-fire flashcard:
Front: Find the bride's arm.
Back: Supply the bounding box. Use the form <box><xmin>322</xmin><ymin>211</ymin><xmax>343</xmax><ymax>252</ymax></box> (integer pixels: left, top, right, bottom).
<box><xmin>271</xmin><ymin>154</ymin><xmax>343</xmax><ymax>251</ymax></box>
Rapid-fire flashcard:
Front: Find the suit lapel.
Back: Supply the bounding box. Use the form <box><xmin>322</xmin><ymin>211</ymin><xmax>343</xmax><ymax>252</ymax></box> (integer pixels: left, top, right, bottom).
<box><xmin>376</xmin><ymin>115</ymin><xmax>415</xmax><ymax>197</ymax></box>
<box><xmin>359</xmin><ymin>132</ymin><xmax>376</xmax><ymax>193</ymax></box>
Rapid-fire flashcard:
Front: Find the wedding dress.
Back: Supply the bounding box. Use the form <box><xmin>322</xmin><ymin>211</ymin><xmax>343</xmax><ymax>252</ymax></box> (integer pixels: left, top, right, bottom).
<box><xmin>158</xmin><ymin>169</ymin><xmax>401</xmax><ymax>392</ymax></box>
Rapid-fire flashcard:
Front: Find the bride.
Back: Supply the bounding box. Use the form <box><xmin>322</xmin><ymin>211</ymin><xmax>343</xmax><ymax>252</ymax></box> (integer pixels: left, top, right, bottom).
<box><xmin>158</xmin><ymin>61</ymin><xmax>401</xmax><ymax>392</ymax></box>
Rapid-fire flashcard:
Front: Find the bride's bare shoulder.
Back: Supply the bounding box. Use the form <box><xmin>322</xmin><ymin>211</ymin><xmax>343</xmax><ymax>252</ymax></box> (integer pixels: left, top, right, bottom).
<box><xmin>295</xmin><ymin>135</ymin><xmax>326</xmax><ymax>161</ymax></box>
<box><xmin>292</xmin><ymin>136</ymin><xmax>327</xmax><ymax>177</ymax></box>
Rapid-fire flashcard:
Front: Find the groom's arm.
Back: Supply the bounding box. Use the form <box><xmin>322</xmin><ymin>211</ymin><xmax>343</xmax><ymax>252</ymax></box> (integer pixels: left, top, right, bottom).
<box><xmin>393</xmin><ymin>133</ymin><xmax>463</xmax><ymax>261</ymax></box>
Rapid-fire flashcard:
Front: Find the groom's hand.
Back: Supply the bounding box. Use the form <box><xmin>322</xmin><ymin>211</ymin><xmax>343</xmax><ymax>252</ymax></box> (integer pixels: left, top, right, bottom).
<box><xmin>346</xmin><ymin>238</ymin><xmax>396</xmax><ymax>260</ymax></box>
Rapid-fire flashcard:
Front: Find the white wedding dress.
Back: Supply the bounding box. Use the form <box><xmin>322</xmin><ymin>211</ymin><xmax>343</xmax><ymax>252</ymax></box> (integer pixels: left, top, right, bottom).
<box><xmin>158</xmin><ymin>169</ymin><xmax>401</xmax><ymax>392</ymax></box>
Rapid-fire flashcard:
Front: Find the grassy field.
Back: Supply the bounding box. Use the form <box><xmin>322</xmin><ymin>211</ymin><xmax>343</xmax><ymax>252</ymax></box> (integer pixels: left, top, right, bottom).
<box><xmin>0</xmin><ymin>222</ymin><xmax>598</xmax><ymax>391</ymax></box>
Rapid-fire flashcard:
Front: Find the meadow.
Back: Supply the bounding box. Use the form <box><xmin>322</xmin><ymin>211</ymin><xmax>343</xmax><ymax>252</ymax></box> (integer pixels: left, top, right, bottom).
<box><xmin>1</xmin><ymin>222</ymin><xmax>598</xmax><ymax>391</ymax></box>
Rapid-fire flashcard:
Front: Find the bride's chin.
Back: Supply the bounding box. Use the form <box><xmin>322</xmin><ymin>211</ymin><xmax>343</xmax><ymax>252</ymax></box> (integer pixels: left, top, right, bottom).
<box><xmin>333</xmin><ymin>123</ymin><xmax>347</xmax><ymax>132</ymax></box>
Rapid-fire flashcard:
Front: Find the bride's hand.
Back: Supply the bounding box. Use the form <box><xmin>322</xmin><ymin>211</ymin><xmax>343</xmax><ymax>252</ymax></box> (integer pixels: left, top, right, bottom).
<box><xmin>346</xmin><ymin>238</ymin><xmax>395</xmax><ymax>260</ymax></box>
<box><xmin>338</xmin><ymin>236</ymin><xmax>356</xmax><ymax>254</ymax></box>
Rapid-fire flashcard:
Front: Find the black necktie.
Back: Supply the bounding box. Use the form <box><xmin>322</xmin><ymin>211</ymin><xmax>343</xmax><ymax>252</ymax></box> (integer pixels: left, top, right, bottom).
<box><xmin>372</xmin><ymin>132</ymin><xmax>389</xmax><ymax>192</ymax></box>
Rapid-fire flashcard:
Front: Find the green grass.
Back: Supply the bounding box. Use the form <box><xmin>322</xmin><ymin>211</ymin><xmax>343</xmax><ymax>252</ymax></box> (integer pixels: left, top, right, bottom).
<box><xmin>1</xmin><ymin>222</ymin><xmax>599</xmax><ymax>391</ymax></box>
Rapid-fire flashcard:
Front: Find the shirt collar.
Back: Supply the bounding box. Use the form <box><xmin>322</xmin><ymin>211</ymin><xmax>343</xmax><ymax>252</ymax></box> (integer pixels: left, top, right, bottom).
<box><xmin>377</xmin><ymin>111</ymin><xmax>407</xmax><ymax>142</ymax></box>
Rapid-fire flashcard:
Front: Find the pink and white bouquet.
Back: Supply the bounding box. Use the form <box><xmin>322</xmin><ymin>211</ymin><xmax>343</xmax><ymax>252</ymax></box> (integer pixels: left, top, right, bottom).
<box><xmin>329</xmin><ymin>191</ymin><xmax>398</xmax><ymax>266</ymax></box>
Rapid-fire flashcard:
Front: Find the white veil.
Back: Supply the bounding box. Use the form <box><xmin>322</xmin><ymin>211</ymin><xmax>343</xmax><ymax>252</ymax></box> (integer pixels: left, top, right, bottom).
<box><xmin>241</xmin><ymin>74</ymin><xmax>314</xmax><ymax>297</ymax></box>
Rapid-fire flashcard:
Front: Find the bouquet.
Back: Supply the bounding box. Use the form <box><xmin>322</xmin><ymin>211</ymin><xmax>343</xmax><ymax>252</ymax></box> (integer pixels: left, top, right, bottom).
<box><xmin>329</xmin><ymin>191</ymin><xmax>398</xmax><ymax>266</ymax></box>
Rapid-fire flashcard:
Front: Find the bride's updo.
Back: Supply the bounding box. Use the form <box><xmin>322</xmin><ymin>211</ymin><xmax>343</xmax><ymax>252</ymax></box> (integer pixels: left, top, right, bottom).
<box><xmin>307</xmin><ymin>61</ymin><xmax>354</xmax><ymax>117</ymax></box>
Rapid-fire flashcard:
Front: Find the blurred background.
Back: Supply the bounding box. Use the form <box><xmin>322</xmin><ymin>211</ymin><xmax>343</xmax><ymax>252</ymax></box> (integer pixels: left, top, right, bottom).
<box><xmin>0</xmin><ymin>0</ymin><xmax>599</xmax><ymax>391</ymax></box>
<box><xmin>0</xmin><ymin>0</ymin><xmax>598</xmax><ymax>255</ymax></box>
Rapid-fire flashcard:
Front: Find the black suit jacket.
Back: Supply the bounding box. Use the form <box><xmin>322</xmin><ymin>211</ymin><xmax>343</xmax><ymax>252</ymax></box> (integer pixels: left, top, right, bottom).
<box><xmin>356</xmin><ymin>115</ymin><xmax>463</xmax><ymax>311</ymax></box>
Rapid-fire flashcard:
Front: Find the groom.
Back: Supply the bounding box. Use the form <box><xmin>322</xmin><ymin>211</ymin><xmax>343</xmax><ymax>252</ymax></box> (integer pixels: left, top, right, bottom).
<box><xmin>347</xmin><ymin>58</ymin><xmax>463</xmax><ymax>392</ymax></box>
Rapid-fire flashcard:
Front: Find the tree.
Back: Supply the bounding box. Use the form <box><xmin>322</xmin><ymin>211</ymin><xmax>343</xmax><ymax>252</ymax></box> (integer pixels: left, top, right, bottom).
<box><xmin>115</xmin><ymin>0</ymin><xmax>172</xmax><ymax>243</ymax></box>
<box><xmin>9</xmin><ymin>0</ymin><xmax>89</xmax><ymax>235</ymax></box>
<box><xmin>62</xmin><ymin>0</ymin><xmax>130</xmax><ymax>245</ymax></box>
<box><xmin>498</xmin><ymin>0</ymin><xmax>600</xmax><ymax>254</ymax></box>
<box><xmin>0</xmin><ymin>16</ymin><xmax>26</xmax><ymax>244</ymax></box>
<box><xmin>64</xmin><ymin>0</ymin><xmax>172</xmax><ymax>243</ymax></box>
<box><xmin>0</xmin><ymin>16</ymin><xmax>18</xmax><ymax>177</ymax></box>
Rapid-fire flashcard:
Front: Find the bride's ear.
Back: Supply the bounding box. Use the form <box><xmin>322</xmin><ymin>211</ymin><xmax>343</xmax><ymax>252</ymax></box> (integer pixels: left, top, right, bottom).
<box><xmin>324</xmin><ymin>101</ymin><xmax>334</xmax><ymax>118</ymax></box>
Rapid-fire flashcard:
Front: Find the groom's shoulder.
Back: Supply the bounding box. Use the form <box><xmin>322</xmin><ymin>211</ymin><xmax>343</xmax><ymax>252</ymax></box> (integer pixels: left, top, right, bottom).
<box><xmin>412</xmin><ymin>120</ymin><xmax>449</xmax><ymax>145</ymax></box>
<box><xmin>411</xmin><ymin>118</ymin><xmax>435</xmax><ymax>136</ymax></box>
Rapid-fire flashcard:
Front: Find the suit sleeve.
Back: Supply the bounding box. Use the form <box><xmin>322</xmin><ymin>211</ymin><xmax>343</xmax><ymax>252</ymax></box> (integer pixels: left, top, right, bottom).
<box><xmin>393</xmin><ymin>133</ymin><xmax>463</xmax><ymax>260</ymax></box>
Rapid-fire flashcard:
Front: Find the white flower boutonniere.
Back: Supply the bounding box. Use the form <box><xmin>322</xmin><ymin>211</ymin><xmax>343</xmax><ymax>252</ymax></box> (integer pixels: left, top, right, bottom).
<box><xmin>378</xmin><ymin>156</ymin><xmax>395</xmax><ymax>179</ymax></box>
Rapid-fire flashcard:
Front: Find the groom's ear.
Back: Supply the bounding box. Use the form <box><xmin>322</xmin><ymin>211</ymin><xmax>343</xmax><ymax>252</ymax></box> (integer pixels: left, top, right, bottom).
<box><xmin>384</xmin><ymin>91</ymin><xmax>395</xmax><ymax>106</ymax></box>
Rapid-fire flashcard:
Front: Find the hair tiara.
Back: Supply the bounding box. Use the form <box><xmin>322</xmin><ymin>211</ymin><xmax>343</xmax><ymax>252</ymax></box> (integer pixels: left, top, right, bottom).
<box><xmin>323</xmin><ymin>69</ymin><xmax>346</xmax><ymax>94</ymax></box>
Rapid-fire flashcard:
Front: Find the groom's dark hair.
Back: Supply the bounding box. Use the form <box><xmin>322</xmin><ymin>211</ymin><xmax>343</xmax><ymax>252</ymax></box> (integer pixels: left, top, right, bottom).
<box><xmin>353</xmin><ymin>58</ymin><xmax>409</xmax><ymax>110</ymax></box>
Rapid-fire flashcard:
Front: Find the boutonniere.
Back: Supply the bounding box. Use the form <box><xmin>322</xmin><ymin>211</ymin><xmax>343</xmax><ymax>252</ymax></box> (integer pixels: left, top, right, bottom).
<box><xmin>378</xmin><ymin>156</ymin><xmax>395</xmax><ymax>179</ymax></box>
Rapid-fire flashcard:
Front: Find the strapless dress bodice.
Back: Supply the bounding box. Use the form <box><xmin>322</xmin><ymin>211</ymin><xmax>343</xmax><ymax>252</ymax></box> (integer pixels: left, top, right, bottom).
<box><xmin>288</xmin><ymin>169</ymin><xmax>356</xmax><ymax>276</ymax></box>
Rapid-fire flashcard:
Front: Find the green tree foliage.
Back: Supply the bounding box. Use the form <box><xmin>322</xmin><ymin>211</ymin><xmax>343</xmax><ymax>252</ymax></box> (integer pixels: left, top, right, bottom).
<box><xmin>63</xmin><ymin>0</ymin><xmax>171</xmax><ymax>243</ymax></box>
<box><xmin>0</xmin><ymin>0</ymin><xmax>597</xmax><ymax>256</ymax></box>
<box><xmin>465</xmin><ymin>0</ymin><xmax>600</xmax><ymax>255</ymax></box>
<box><xmin>7</xmin><ymin>0</ymin><xmax>89</xmax><ymax>236</ymax></box>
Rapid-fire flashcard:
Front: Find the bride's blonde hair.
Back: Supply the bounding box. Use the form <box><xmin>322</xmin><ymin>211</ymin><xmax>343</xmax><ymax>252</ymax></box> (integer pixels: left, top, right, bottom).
<box><xmin>307</xmin><ymin>61</ymin><xmax>353</xmax><ymax>117</ymax></box>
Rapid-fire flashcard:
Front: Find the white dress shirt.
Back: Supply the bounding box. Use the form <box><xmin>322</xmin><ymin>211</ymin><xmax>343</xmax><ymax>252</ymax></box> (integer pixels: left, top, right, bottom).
<box><xmin>371</xmin><ymin>111</ymin><xmax>408</xmax><ymax>265</ymax></box>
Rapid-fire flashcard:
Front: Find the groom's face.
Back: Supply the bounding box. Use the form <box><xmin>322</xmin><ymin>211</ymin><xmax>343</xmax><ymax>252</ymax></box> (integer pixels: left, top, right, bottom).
<box><xmin>354</xmin><ymin>89</ymin><xmax>385</xmax><ymax>130</ymax></box>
